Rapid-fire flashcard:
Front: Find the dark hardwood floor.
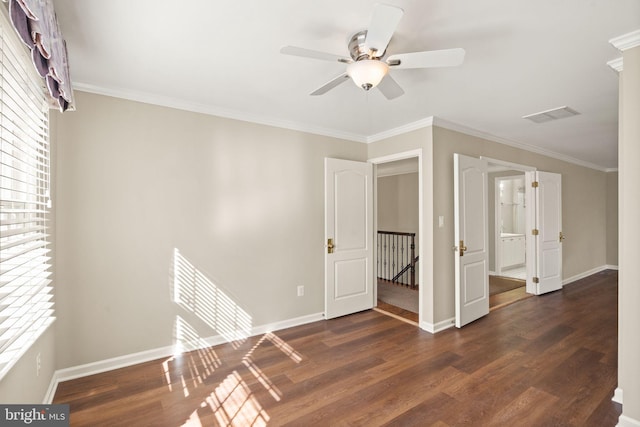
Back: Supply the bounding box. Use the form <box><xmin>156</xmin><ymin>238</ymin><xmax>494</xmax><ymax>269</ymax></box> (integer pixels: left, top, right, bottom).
<box><xmin>375</xmin><ymin>299</ymin><xmax>419</xmax><ymax>324</ymax></box>
<box><xmin>489</xmin><ymin>284</ymin><xmax>531</xmax><ymax>310</ymax></box>
<box><xmin>54</xmin><ymin>270</ymin><xmax>620</xmax><ymax>426</ymax></box>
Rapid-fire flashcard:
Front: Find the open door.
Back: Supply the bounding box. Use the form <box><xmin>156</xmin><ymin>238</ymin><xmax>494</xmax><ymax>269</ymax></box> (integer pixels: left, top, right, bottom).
<box><xmin>325</xmin><ymin>158</ymin><xmax>374</xmax><ymax>319</ymax></box>
<box><xmin>525</xmin><ymin>171</ymin><xmax>563</xmax><ymax>294</ymax></box>
<box><xmin>454</xmin><ymin>154</ymin><xmax>489</xmax><ymax>327</ymax></box>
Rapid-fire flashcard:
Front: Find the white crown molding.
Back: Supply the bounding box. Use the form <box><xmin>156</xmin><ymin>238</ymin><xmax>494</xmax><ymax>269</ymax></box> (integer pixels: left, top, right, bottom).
<box><xmin>607</xmin><ymin>57</ymin><xmax>624</xmax><ymax>73</ymax></box>
<box><xmin>433</xmin><ymin>117</ymin><xmax>609</xmax><ymax>172</ymax></box>
<box><xmin>366</xmin><ymin>117</ymin><xmax>434</xmax><ymax>143</ymax></box>
<box><xmin>74</xmin><ymin>83</ymin><xmax>609</xmax><ymax>172</ymax></box>
<box><xmin>73</xmin><ymin>83</ymin><xmax>367</xmax><ymax>143</ymax></box>
<box><xmin>607</xmin><ymin>30</ymin><xmax>640</xmax><ymax>73</ymax></box>
<box><xmin>609</xmin><ymin>29</ymin><xmax>640</xmax><ymax>52</ymax></box>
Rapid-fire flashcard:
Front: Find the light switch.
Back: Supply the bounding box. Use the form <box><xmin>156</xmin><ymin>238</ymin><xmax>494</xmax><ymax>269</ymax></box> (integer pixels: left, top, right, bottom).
<box><xmin>438</xmin><ymin>216</ymin><xmax>444</xmax><ymax>228</ymax></box>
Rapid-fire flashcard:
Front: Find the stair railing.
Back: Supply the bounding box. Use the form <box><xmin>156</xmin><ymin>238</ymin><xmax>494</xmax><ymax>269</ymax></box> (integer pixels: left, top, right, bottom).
<box><xmin>377</xmin><ymin>230</ymin><xmax>418</xmax><ymax>288</ymax></box>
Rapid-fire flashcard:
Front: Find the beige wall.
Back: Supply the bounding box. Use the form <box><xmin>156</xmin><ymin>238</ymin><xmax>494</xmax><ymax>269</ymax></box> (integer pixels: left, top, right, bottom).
<box><xmin>53</xmin><ymin>91</ymin><xmax>367</xmax><ymax>369</ymax></box>
<box><xmin>432</xmin><ymin>126</ymin><xmax>609</xmax><ymax>322</ymax></box>
<box><xmin>377</xmin><ymin>173</ymin><xmax>419</xmax><ymax>234</ymax></box>
<box><xmin>618</xmin><ymin>43</ymin><xmax>640</xmax><ymax>425</ymax></box>
<box><xmin>606</xmin><ymin>172</ymin><xmax>618</xmax><ymax>266</ymax></box>
<box><xmin>377</xmin><ymin>172</ymin><xmax>420</xmax><ymax>286</ymax></box>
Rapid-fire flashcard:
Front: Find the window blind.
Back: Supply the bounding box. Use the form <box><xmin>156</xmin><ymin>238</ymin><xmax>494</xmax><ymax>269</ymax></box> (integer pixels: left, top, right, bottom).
<box><xmin>0</xmin><ymin>13</ymin><xmax>54</xmax><ymax>380</ymax></box>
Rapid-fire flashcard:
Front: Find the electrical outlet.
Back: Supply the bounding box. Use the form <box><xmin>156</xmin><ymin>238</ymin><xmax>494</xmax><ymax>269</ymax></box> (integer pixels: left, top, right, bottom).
<box><xmin>36</xmin><ymin>352</ymin><xmax>41</xmax><ymax>376</ymax></box>
<box><xmin>297</xmin><ymin>285</ymin><xmax>304</xmax><ymax>297</ymax></box>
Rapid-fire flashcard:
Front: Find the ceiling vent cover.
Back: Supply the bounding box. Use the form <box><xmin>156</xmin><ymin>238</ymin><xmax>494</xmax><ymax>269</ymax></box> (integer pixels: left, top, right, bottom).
<box><xmin>522</xmin><ymin>106</ymin><xmax>580</xmax><ymax>124</ymax></box>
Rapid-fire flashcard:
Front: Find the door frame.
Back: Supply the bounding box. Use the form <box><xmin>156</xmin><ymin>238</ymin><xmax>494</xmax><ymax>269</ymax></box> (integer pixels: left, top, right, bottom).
<box><xmin>369</xmin><ymin>149</ymin><xmax>423</xmax><ymax>326</ymax></box>
<box><xmin>482</xmin><ymin>157</ymin><xmax>537</xmax><ymax>293</ymax></box>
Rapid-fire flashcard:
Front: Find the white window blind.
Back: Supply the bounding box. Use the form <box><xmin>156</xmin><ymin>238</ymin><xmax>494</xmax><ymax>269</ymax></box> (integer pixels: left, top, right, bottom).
<box><xmin>0</xmin><ymin>13</ymin><xmax>54</xmax><ymax>380</ymax></box>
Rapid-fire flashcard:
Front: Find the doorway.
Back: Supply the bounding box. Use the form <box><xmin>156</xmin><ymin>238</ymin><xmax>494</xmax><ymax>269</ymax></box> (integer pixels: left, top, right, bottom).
<box><xmin>489</xmin><ymin>171</ymin><xmax>528</xmax><ymax>309</ymax></box>
<box><xmin>370</xmin><ymin>150</ymin><xmax>422</xmax><ymax>325</ymax></box>
<box><xmin>484</xmin><ymin>159</ymin><xmax>536</xmax><ymax>311</ymax></box>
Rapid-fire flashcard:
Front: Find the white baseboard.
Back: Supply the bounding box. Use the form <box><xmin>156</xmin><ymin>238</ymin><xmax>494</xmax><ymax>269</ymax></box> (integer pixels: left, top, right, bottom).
<box><xmin>618</xmin><ymin>414</ymin><xmax>640</xmax><ymax>427</ymax></box>
<box><xmin>562</xmin><ymin>265</ymin><xmax>616</xmax><ymax>286</ymax></box>
<box><xmin>613</xmin><ymin>387</ymin><xmax>624</xmax><ymax>404</ymax></box>
<box><xmin>43</xmin><ymin>312</ymin><xmax>324</xmax><ymax>404</ymax></box>
<box><xmin>421</xmin><ymin>317</ymin><xmax>455</xmax><ymax>334</ymax></box>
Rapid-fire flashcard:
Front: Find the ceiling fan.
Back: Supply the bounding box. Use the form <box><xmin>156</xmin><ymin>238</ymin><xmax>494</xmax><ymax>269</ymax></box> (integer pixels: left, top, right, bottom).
<box><xmin>281</xmin><ymin>3</ymin><xmax>465</xmax><ymax>100</ymax></box>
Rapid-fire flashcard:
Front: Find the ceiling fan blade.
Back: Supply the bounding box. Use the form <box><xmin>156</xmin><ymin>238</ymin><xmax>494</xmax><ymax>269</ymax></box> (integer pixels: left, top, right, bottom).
<box><xmin>280</xmin><ymin>46</ymin><xmax>351</xmax><ymax>63</ymax></box>
<box><xmin>365</xmin><ymin>4</ymin><xmax>404</xmax><ymax>56</ymax></box>
<box><xmin>377</xmin><ymin>74</ymin><xmax>404</xmax><ymax>100</ymax></box>
<box><xmin>310</xmin><ymin>73</ymin><xmax>350</xmax><ymax>96</ymax></box>
<box><xmin>387</xmin><ymin>48</ymin><xmax>465</xmax><ymax>69</ymax></box>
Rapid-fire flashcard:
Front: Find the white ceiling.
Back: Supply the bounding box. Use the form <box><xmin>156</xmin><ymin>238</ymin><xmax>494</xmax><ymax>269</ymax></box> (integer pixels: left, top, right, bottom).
<box><xmin>52</xmin><ymin>0</ymin><xmax>640</xmax><ymax>170</ymax></box>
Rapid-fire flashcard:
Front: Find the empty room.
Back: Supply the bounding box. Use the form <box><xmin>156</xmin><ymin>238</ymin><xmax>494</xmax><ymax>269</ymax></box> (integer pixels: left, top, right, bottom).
<box><xmin>1</xmin><ymin>1</ymin><xmax>639</xmax><ymax>426</ymax></box>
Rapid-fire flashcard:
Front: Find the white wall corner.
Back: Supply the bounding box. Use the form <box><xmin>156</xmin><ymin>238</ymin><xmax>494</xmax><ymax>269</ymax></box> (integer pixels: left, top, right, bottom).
<box><xmin>613</xmin><ymin>387</ymin><xmax>624</xmax><ymax>404</ymax></box>
<box><xmin>421</xmin><ymin>317</ymin><xmax>455</xmax><ymax>334</ymax></box>
<box><xmin>608</xmin><ymin>29</ymin><xmax>640</xmax><ymax>73</ymax></box>
<box><xmin>617</xmin><ymin>414</ymin><xmax>640</xmax><ymax>427</ymax></box>
<box><xmin>420</xmin><ymin>320</ymin><xmax>435</xmax><ymax>333</ymax></box>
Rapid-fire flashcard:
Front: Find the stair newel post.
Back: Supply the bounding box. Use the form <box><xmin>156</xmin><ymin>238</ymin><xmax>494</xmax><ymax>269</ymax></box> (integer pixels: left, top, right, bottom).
<box><xmin>410</xmin><ymin>234</ymin><xmax>416</xmax><ymax>289</ymax></box>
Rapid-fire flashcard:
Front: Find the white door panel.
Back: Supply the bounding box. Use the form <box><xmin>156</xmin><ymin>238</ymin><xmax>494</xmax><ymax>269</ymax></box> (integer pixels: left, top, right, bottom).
<box><xmin>334</xmin><ymin>259</ymin><xmax>368</xmax><ymax>298</ymax></box>
<box><xmin>325</xmin><ymin>158</ymin><xmax>374</xmax><ymax>319</ymax></box>
<box><xmin>454</xmin><ymin>154</ymin><xmax>489</xmax><ymax>328</ymax></box>
<box><xmin>526</xmin><ymin>171</ymin><xmax>563</xmax><ymax>295</ymax></box>
<box><xmin>335</xmin><ymin>171</ymin><xmax>368</xmax><ymax>251</ymax></box>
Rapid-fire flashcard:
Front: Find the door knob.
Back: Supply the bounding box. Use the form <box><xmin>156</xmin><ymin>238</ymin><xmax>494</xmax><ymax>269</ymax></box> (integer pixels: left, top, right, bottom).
<box><xmin>327</xmin><ymin>238</ymin><xmax>335</xmax><ymax>254</ymax></box>
<box><xmin>459</xmin><ymin>240</ymin><xmax>467</xmax><ymax>256</ymax></box>
<box><xmin>559</xmin><ymin>232</ymin><xmax>565</xmax><ymax>242</ymax></box>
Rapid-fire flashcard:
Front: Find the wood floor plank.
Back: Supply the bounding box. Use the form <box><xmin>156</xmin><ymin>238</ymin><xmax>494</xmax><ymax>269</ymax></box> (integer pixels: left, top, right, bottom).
<box><xmin>485</xmin><ymin>386</ymin><xmax>560</xmax><ymax>426</ymax></box>
<box><xmin>53</xmin><ymin>270</ymin><xmax>621</xmax><ymax>426</ymax></box>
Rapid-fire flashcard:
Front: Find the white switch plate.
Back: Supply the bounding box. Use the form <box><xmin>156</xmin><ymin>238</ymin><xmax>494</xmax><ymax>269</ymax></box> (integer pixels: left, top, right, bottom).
<box><xmin>297</xmin><ymin>285</ymin><xmax>304</xmax><ymax>297</ymax></box>
<box><xmin>438</xmin><ymin>216</ymin><xmax>444</xmax><ymax>228</ymax></box>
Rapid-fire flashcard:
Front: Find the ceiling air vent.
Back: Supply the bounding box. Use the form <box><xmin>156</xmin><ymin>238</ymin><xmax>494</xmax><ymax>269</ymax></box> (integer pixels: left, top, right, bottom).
<box><xmin>522</xmin><ymin>106</ymin><xmax>580</xmax><ymax>124</ymax></box>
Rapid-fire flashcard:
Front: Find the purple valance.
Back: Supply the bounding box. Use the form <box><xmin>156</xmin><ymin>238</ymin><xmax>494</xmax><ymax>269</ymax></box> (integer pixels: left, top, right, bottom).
<box><xmin>7</xmin><ymin>0</ymin><xmax>74</xmax><ymax>112</ymax></box>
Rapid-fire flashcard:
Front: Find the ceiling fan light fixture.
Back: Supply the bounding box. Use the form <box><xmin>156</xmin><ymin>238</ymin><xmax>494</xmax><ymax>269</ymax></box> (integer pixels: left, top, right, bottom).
<box><xmin>347</xmin><ymin>60</ymin><xmax>389</xmax><ymax>91</ymax></box>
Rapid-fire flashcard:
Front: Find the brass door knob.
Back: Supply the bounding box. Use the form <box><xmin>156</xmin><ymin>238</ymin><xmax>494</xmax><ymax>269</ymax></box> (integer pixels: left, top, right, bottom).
<box><xmin>459</xmin><ymin>240</ymin><xmax>467</xmax><ymax>256</ymax></box>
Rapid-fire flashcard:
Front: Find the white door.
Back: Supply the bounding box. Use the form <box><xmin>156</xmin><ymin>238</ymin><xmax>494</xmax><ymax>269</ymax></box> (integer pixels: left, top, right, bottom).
<box><xmin>525</xmin><ymin>171</ymin><xmax>563</xmax><ymax>294</ymax></box>
<box><xmin>454</xmin><ymin>154</ymin><xmax>489</xmax><ymax>328</ymax></box>
<box><xmin>325</xmin><ymin>158</ymin><xmax>374</xmax><ymax>319</ymax></box>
